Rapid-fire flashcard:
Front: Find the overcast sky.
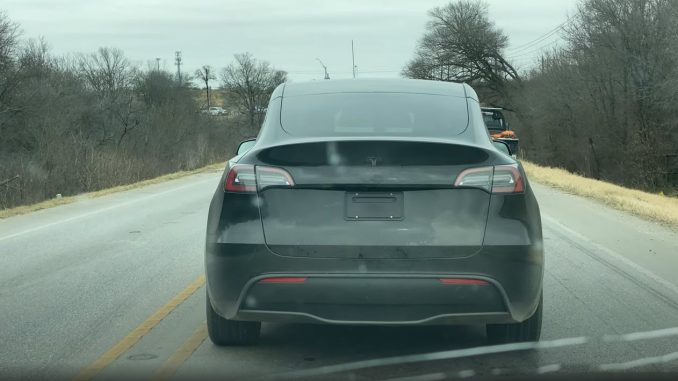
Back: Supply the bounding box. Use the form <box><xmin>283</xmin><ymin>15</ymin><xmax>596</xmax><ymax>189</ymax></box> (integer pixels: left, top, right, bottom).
<box><xmin>2</xmin><ymin>0</ymin><xmax>579</xmax><ymax>82</ymax></box>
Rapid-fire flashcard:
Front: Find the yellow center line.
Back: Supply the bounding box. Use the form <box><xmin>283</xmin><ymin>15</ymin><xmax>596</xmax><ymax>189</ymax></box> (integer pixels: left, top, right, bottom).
<box><xmin>72</xmin><ymin>274</ymin><xmax>206</xmax><ymax>381</ymax></box>
<box><xmin>151</xmin><ymin>323</ymin><xmax>209</xmax><ymax>381</ymax></box>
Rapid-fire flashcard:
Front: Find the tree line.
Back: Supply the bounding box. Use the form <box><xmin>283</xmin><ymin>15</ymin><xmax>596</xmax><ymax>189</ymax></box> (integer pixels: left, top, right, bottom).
<box><xmin>0</xmin><ymin>11</ymin><xmax>285</xmax><ymax>210</ymax></box>
<box><xmin>405</xmin><ymin>0</ymin><xmax>678</xmax><ymax>191</ymax></box>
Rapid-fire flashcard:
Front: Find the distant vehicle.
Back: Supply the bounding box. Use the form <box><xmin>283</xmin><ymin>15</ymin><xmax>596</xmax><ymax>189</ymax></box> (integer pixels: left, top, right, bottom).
<box><xmin>482</xmin><ymin>107</ymin><xmax>519</xmax><ymax>154</ymax></box>
<box><xmin>203</xmin><ymin>106</ymin><xmax>226</xmax><ymax>116</ymax></box>
<box><xmin>204</xmin><ymin>79</ymin><xmax>544</xmax><ymax>346</ymax></box>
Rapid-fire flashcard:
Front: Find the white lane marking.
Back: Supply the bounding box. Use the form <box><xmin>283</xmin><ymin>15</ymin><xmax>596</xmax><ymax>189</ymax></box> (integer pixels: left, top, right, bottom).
<box><xmin>599</xmin><ymin>351</ymin><xmax>678</xmax><ymax>371</ymax></box>
<box><xmin>382</xmin><ymin>372</ymin><xmax>446</xmax><ymax>381</ymax></box>
<box><xmin>273</xmin><ymin>337</ymin><xmax>588</xmax><ymax>379</ymax></box>
<box><xmin>604</xmin><ymin>326</ymin><xmax>678</xmax><ymax>343</ymax></box>
<box><xmin>542</xmin><ymin>213</ymin><xmax>678</xmax><ymax>298</ymax></box>
<box><xmin>0</xmin><ymin>177</ymin><xmax>217</xmax><ymax>242</ymax></box>
<box><xmin>490</xmin><ymin>368</ymin><xmax>505</xmax><ymax>376</ymax></box>
<box><xmin>536</xmin><ymin>364</ymin><xmax>562</xmax><ymax>374</ymax></box>
<box><xmin>457</xmin><ymin>369</ymin><xmax>476</xmax><ymax>378</ymax></box>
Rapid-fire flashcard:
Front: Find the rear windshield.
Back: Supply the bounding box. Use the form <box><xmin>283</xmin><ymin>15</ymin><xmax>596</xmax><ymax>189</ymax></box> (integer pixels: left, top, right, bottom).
<box><xmin>482</xmin><ymin>113</ymin><xmax>503</xmax><ymax>130</ymax></box>
<box><xmin>280</xmin><ymin>92</ymin><xmax>468</xmax><ymax>137</ymax></box>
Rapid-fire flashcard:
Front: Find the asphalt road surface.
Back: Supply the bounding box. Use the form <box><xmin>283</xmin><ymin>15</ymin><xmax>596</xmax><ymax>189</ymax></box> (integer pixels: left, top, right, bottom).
<box><xmin>1</xmin><ymin>167</ymin><xmax>678</xmax><ymax>380</ymax></box>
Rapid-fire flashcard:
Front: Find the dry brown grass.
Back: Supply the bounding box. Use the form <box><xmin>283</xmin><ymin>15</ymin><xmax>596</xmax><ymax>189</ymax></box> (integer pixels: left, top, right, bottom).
<box><xmin>0</xmin><ymin>196</ymin><xmax>77</xmax><ymax>219</ymax></box>
<box><xmin>89</xmin><ymin>162</ymin><xmax>226</xmax><ymax>198</ymax></box>
<box><xmin>0</xmin><ymin>161</ymin><xmax>227</xmax><ymax>219</ymax></box>
<box><xmin>523</xmin><ymin>160</ymin><xmax>678</xmax><ymax>229</ymax></box>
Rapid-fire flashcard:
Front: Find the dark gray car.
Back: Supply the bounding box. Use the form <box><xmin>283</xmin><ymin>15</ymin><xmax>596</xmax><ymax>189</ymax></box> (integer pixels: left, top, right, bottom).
<box><xmin>205</xmin><ymin>79</ymin><xmax>543</xmax><ymax>346</ymax></box>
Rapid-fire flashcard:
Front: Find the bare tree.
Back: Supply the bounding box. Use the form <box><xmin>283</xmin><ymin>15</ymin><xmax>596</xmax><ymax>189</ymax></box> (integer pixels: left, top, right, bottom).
<box><xmin>0</xmin><ymin>11</ymin><xmax>19</xmax><ymax>73</ymax></box>
<box><xmin>1</xmin><ymin>12</ymin><xmax>254</xmax><ymax>210</ymax></box>
<box><xmin>195</xmin><ymin>65</ymin><xmax>216</xmax><ymax>108</ymax></box>
<box><xmin>221</xmin><ymin>53</ymin><xmax>287</xmax><ymax>128</ymax></box>
<box><xmin>78</xmin><ymin>47</ymin><xmax>133</xmax><ymax>94</ymax></box>
<box><xmin>515</xmin><ymin>0</ymin><xmax>678</xmax><ymax>189</ymax></box>
<box><xmin>0</xmin><ymin>11</ymin><xmax>21</xmax><ymax>118</ymax></box>
<box><xmin>403</xmin><ymin>0</ymin><xmax>519</xmax><ymax>103</ymax></box>
<box><xmin>77</xmin><ymin>47</ymin><xmax>139</xmax><ymax>146</ymax></box>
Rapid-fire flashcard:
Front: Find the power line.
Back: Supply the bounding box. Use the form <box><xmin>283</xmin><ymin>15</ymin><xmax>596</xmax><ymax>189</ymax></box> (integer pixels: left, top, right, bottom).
<box><xmin>506</xmin><ymin>38</ymin><xmax>562</xmax><ymax>60</ymax></box>
<box><xmin>506</xmin><ymin>20</ymin><xmax>569</xmax><ymax>55</ymax></box>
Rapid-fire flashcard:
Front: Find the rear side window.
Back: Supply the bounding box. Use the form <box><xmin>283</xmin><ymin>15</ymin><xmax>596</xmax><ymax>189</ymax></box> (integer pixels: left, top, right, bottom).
<box><xmin>280</xmin><ymin>92</ymin><xmax>468</xmax><ymax>137</ymax></box>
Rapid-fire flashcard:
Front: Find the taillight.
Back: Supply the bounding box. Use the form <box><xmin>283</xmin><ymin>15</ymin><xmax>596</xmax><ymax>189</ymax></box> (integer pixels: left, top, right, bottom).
<box><xmin>454</xmin><ymin>164</ymin><xmax>524</xmax><ymax>194</ymax></box>
<box><xmin>256</xmin><ymin>166</ymin><xmax>295</xmax><ymax>191</ymax></box>
<box><xmin>492</xmin><ymin>164</ymin><xmax>524</xmax><ymax>193</ymax></box>
<box><xmin>454</xmin><ymin>166</ymin><xmax>493</xmax><ymax>191</ymax></box>
<box><xmin>224</xmin><ymin>164</ymin><xmax>295</xmax><ymax>193</ymax></box>
<box><xmin>224</xmin><ymin>164</ymin><xmax>256</xmax><ymax>192</ymax></box>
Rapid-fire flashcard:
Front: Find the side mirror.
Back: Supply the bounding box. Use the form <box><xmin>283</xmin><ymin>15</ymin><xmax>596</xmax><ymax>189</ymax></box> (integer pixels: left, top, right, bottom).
<box><xmin>492</xmin><ymin>140</ymin><xmax>512</xmax><ymax>156</ymax></box>
<box><xmin>236</xmin><ymin>138</ymin><xmax>256</xmax><ymax>156</ymax></box>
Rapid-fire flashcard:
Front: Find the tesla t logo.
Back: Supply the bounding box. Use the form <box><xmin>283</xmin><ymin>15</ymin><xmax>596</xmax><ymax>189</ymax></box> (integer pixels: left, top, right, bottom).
<box><xmin>367</xmin><ymin>157</ymin><xmax>379</xmax><ymax>167</ymax></box>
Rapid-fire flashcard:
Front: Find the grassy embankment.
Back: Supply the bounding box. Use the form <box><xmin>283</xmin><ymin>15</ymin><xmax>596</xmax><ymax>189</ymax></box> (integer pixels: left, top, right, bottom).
<box><xmin>522</xmin><ymin>161</ymin><xmax>678</xmax><ymax>229</ymax></box>
<box><xmin>0</xmin><ymin>162</ymin><xmax>226</xmax><ymax>219</ymax></box>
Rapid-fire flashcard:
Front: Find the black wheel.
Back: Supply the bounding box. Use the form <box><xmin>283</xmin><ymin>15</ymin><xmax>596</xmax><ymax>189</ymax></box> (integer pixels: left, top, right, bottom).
<box><xmin>486</xmin><ymin>293</ymin><xmax>542</xmax><ymax>344</ymax></box>
<box><xmin>206</xmin><ymin>290</ymin><xmax>261</xmax><ymax>346</ymax></box>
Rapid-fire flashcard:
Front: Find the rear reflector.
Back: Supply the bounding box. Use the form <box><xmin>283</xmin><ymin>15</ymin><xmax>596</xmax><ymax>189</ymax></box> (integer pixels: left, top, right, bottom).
<box><xmin>259</xmin><ymin>277</ymin><xmax>307</xmax><ymax>284</ymax></box>
<box><xmin>439</xmin><ymin>278</ymin><xmax>489</xmax><ymax>285</ymax></box>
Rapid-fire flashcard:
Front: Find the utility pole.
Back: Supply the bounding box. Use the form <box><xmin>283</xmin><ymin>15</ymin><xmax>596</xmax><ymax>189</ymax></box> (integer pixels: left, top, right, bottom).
<box><xmin>316</xmin><ymin>58</ymin><xmax>330</xmax><ymax>80</ymax></box>
<box><xmin>351</xmin><ymin>40</ymin><xmax>356</xmax><ymax>79</ymax></box>
<box><xmin>174</xmin><ymin>51</ymin><xmax>182</xmax><ymax>84</ymax></box>
<box><xmin>155</xmin><ymin>57</ymin><xmax>161</xmax><ymax>72</ymax></box>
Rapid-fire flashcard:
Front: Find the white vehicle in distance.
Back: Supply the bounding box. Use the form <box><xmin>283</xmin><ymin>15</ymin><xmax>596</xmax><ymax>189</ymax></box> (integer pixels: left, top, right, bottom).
<box><xmin>203</xmin><ymin>106</ymin><xmax>226</xmax><ymax>116</ymax></box>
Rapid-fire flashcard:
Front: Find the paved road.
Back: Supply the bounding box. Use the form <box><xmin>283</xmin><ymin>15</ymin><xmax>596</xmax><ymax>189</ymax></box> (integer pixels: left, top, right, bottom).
<box><xmin>1</xmin><ymin>168</ymin><xmax>678</xmax><ymax>380</ymax></box>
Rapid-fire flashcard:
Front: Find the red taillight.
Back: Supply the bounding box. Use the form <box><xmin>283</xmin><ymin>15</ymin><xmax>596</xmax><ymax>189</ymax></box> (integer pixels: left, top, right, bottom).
<box><xmin>454</xmin><ymin>164</ymin><xmax>524</xmax><ymax>194</ymax></box>
<box><xmin>224</xmin><ymin>164</ymin><xmax>257</xmax><ymax>192</ymax></box>
<box><xmin>259</xmin><ymin>277</ymin><xmax>307</xmax><ymax>284</ymax></box>
<box><xmin>492</xmin><ymin>164</ymin><xmax>524</xmax><ymax>193</ymax></box>
<box><xmin>439</xmin><ymin>278</ymin><xmax>489</xmax><ymax>285</ymax></box>
<box><xmin>224</xmin><ymin>165</ymin><xmax>295</xmax><ymax>193</ymax></box>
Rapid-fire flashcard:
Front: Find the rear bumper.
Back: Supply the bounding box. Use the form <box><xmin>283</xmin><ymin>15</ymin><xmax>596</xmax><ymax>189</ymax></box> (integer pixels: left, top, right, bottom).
<box><xmin>238</xmin><ymin>275</ymin><xmax>508</xmax><ymax>325</ymax></box>
<box><xmin>205</xmin><ymin>243</ymin><xmax>543</xmax><ymax>325</ymax></box>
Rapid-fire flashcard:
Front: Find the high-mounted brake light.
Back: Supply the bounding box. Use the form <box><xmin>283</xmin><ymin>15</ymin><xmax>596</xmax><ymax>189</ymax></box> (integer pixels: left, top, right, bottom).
<box><xmin>224</xmin><ymin>164</ymin><xmax>295</xmax><ymax>193</ymax></box>
<box><xmin>454</xmin><ymin>164</ymin><xmax>524</xmax><ymax>194</ymax></box>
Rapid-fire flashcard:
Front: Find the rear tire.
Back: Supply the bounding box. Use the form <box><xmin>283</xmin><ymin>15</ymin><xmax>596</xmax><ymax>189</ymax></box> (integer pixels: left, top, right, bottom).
<box><xmin>206</xmin><ymin>291</ymin><xmax>261</xmax><ymax>346</ymax></box>
<box><xmin>486</xmin><ymin>292</ymin><xmax>542</xmax><ymax>344</ymax></box>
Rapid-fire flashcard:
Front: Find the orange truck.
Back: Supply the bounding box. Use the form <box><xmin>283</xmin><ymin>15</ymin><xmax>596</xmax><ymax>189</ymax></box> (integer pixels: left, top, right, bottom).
<box><xmin>481</xmin><ymin>107</ymin><xmax>519</xmax><ymax>155</ymax></box>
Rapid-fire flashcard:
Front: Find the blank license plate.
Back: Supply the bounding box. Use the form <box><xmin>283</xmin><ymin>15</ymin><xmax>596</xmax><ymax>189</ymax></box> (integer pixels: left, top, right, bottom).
<box><xmin>345</xmin><ymin>192</ymin><xmax>403</xmax><ymax>221</ymax></box>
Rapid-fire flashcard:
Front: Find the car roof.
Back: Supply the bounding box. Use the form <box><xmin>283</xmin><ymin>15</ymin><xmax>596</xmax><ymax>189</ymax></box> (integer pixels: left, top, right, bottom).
<box><xmin>281</xmin><ymin>78</ymin><xmax>469</xmax><ymax>98</ymax></box>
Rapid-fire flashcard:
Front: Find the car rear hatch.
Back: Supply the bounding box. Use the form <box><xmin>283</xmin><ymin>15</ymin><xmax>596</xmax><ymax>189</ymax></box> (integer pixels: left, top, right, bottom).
<box><xmin>253</xmin><ymin>140</ymin><xmax>493</xmax><ymax>259</ymax></box>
